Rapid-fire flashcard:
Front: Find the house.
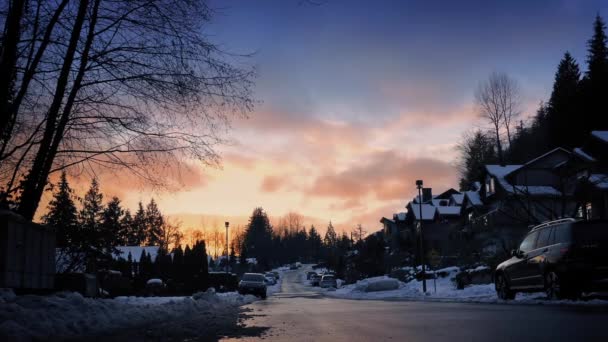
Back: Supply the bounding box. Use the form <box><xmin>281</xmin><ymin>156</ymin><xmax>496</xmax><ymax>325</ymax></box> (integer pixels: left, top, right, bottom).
<box><xmin>571</xmin><ymin>131</ymin><xmax>608</xmax><ymax>219</ymax></box>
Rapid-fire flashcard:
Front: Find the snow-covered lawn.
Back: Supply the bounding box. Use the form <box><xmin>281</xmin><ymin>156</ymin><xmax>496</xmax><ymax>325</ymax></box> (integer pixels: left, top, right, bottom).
<box><xmin>0</xmin><ymin>288</ymin><xmax>257</xmax><ymax>339</ymax></box>
<box><xmin>325</xmin><ymin>269</ymin><xmax>608</xmax><ymax>306</ymax></box>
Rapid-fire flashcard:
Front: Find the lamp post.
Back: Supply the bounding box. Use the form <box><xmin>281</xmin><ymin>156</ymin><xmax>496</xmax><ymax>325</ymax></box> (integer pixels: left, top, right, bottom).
<box><xmin>225</xmin><ymin>222</ymin><xmax>229</xmax><ymax>274</ymax></box>
<box><xmin>416</xmin><ymin>180</ymin><xmax>427</xmax><ymax>293</ymax></box>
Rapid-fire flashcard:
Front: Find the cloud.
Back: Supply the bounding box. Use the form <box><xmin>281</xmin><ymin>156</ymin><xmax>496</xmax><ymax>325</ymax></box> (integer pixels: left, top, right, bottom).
<box><xmin>308</xmin><ymin>150</ymin><xmax>457</xmax><ymax>202</ymax></box>
<box><xmin>260</xmin><ymin>175</ymin><xmax>288</xmax><ymax>192</ymax></box>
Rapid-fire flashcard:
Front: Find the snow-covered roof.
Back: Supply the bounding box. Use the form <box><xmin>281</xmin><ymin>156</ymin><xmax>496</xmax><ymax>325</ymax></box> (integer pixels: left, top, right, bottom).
<box><xmin>114</xmin><ymin>246</ymin><xmax>160</xmax><ymax>262</ymax></box>
<box><xmin>450</xmin><ymin>194</ymin><xmax>464</xmax><ymax>206</ymax></box>
<box><xmin>573</xmin><ymin>147</ymin><xmax>596</xmax><ymax>162</ymax></box>
<box><xmin>395</xmin><ymin>212</ymin><xmax>406</xmax><ymax>221</ymax></box>
<box><xmin>436</xmin><ymin>206</ymin><xmax>461</xmax><ymax>216</ymax></box>
<box><xmin>380</xmin><ymin>217</ymin><xmax>395</xmax><ymax>224</ymax></box>
<box><xmin>589</xmin><ymin>174</ymin><xmax>608</xmax><ymax>190</ymax></box>
<box><xmin>486</xmin><ymin>164</ymin><xmax>522</xmax><ymax>178</ymax></box>
<box><xmin>519</xmin><ymin>147</ymin><xmax>570</xmax><ymax>169</ymax></box>
<box><xmin>507</xmin><ymin>185</ymin><xmax>562</xmax><ymax>196</ymax></box>
<box><xmin>409</xmin><ymin>204</ymin><xmax>437</xmax><ymax>221</ymax></box>
<box><xmin>464</xmin><ymin>191</ymin><xmax>483</xmax><ymax>206</ymax></box>
<box><xmin>591</xmin><ymin>131</ymin><xmax>608</xmax><ymax>143</ymax></box>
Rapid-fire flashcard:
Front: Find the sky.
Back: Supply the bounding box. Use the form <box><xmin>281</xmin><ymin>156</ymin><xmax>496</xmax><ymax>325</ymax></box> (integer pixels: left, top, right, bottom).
<box><xmin>50</xmin><ymin>0</ymin><xmax>608</xmax><ymax>235</ymax></box>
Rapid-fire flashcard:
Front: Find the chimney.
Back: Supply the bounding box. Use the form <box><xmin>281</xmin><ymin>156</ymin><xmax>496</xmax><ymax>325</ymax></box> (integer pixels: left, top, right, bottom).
<box><xmin>422</xmin><ymin>188</ymin><xmax>432</xmax><ymax>203</ymax></box>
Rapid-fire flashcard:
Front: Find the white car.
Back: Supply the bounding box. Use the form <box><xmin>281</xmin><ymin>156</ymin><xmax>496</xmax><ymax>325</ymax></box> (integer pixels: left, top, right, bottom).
<box><xmin>320</xmin><ymin>275</ymin><xmax>337</xmax><ymax>288</ymax></box>
<box><xmin>264</xmin><ymin>273</ymin><xmax>277</xmax><ymax>285</ymax></box>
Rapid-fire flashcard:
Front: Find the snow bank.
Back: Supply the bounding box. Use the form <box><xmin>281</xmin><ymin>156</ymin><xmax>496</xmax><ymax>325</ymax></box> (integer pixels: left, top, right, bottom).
<box><xmin>354</xmin><ymin>277</ymin><xmax>400</xmax><ymax>292</ymax></box>
<box><xmin>327</xmin><ymin>274</ymin><xmax>608</xmax><ymax>306</ymax></box>
<box><xmin>0</xmin><ymin>288</ymin><xmax>256</xmax><ymax>339</ymax></box>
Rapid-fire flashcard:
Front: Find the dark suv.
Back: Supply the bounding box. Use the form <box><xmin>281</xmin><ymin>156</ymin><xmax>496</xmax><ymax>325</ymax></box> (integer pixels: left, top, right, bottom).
<box><xmin>495</xmin><ymin>219</ymin><xmax>608</xmax><ymax>300</ymax></box>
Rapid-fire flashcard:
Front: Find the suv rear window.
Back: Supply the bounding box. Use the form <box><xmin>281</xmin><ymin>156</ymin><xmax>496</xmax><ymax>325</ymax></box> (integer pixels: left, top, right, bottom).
<box><xmin>553</xmin><ymin>224</ymin><xmax>572</xmax><ymax>244</ymax></box>
<box><xmin>536</xmin><ymin>227</ymin><xmax>553</xmax><ymax>248</ymax></box>
<box><xmin>242</xmin><ymin>274</ymin><xmax>264</xmax><ymax>282</ymax></box>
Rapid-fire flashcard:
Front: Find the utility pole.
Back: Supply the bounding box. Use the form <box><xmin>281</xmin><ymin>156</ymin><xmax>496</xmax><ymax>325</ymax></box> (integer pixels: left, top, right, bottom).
<box><xmin>416</xmin><ymin>180</ymin><xmax>427</xmax><ymax>293</ymax></box>
<box><xmin>225</xmin><ymin>222</ymin><xmax>229</xmax><ymax>274</ymax></box>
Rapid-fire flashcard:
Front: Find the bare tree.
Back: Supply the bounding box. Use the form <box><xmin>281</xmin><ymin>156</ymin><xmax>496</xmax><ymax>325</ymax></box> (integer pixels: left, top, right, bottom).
<box><xmin>0</xmin><ymin>0</ymin><xmax>255</xmax><ymax>219</ymax></box>
<box><xmin>475</xmin><ymin>72</ymin><xmax>521</xmax><ymax>164</ymax></box>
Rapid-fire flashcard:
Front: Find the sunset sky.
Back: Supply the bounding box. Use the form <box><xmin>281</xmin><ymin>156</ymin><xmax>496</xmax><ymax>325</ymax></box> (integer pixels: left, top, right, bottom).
<box><xmin>48</xmin><ymin>0</ymin><xmax>608</xmax><ymax>235</ymax></box>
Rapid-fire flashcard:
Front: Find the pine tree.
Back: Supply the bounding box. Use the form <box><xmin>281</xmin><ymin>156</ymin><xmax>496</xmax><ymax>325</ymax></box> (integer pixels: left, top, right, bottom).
<box><xmin>43</xmin><ymin>172</ymin><xmax>78</xmax><ymax>248</ymax></box>
<box><xmin>145</xmin><ymin>199</ymin><xmax>164</xmax><ymax>246</ymax></box>
<box><xmin>457</xmin><ymin>130</ymin><xmax>497</xmax><ymax>189</ymax></box>
<box><xmin>547</xmin><ymin>52</ymin><xmax>581</xmax><ymax>148</ymax></box>
<box><xmin>582</xmin><ymin>14</ymin><xmax>608</xmax><ymax>132</ymax></box>
<box><xmin>101</xmin><ymin>196</ymin><xmax>124</xmax><ymax>248</ymax></box>
<box><xmin>308</xmin><ymin>225</ymin><xmax>322</xmax><ymax>261</ymax></box>
<box><xmin>130</xmin><ymin>202</ymin><xmax>147</xmax><ymax>245</ymax></box>
<box><xmin>324</xmin><ymin>221</ymin><xmax>338</xmax><ymax>248</ymax></box>
<box><xmin>78</xmin><ymin>178</ymin><xmax>106</xmax><ymax>269</ymax></box>
<box><xmin>121</xmin><ymin>209</ymin><xmax>134</xmax><ymax>245</ymax></box>
<box><xmin>243</xmin><ymin>207</ymin><xmax>273</xmax><ymax>269</ymax></box>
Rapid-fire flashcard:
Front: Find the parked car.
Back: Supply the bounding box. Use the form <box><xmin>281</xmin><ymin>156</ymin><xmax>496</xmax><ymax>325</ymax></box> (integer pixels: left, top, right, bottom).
<box><xmin>306</xmin><ymin>271</ymin><xmax>317</xmax><ymax>280</ymax></box>
<box><xmin>238</xmin><ymin>273</ymin><xmax>267</xmax><ymax>299</ymax></box>
<box><xmin>290</xmin><ymin>264</ymin><xmax>298</xmax><ymax>270</ymax></box>
<box><xmin>264</xmin><ymin>273</ymin><xmax>277</xmax><ymax>285</ymax></box>
<box><xmin>320</xmin><ymin>275</ymin><xmax>338</xmax><ymax>288</ymax></box>
<box><xmin>270</xmin><ymin>271</ymin><xmax>280</xmax><ymax>279</ymax></box>
<box><xmin>495</xmin><ymin>219</ymin><xmax>608</xmax><ymax>300</ymax></box>
<box><xmin>208</xmin><ymin>272</ymin><xmax>238</xmax><ymax>292</ymax></box>
<box><xmin>145</xmin><ymin>278</ymin><xmax>166</xmax><ymax>296</ymax></box>
<box><xmin>310</xmin><ymin>273</ymin><xmax>322</xmax><ymax>286</ymax></box>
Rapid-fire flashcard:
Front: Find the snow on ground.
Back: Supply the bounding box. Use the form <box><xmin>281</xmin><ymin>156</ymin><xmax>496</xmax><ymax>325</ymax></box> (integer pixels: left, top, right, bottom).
<box><xmin>0</xmin><ymin>288</ymin><xmax>257</xmax><ymax>339</ymax></box>
<box><xmin>325</xmin><ymin>269</ymin><xmax>608</xmax><ymax>306</ymax></box>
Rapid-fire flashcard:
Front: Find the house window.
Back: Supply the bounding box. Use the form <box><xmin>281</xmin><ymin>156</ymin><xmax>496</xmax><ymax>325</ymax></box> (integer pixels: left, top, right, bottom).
<box><xmin>585</xmin><ymin>202</ymin><xmax>593</xmax><ymax>220</ymax></box>
<box><xmin>486</xmin><ymin>177</ymin><xmax>495</xmax><ymax>195</ymax></box>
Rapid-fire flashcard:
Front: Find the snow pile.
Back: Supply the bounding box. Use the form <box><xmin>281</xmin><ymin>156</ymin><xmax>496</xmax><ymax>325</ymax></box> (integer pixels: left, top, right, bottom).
<box><xmin>354</xmin><ymin>277</ymin><xmax>400</xmax><ymax>292</ymax></box>
<box><xmin>327</xmin><ymin>271</ymin><xmax>608</xmax><ymax>306</ymax></box>
<box><xmin>0</xmin><ymin>288</ymin><xmax>256</xmax><ymax>339</ymax></box>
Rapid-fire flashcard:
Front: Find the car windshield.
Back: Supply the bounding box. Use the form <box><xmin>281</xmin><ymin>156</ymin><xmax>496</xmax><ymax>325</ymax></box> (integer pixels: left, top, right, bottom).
<box><xmin>322</xmin><ymin>276</ymin><xmax>335</xmax><ymax>280</ymax></box>
<box><xmin>242</xmin><ymin>274</ymin><xmax>264</xmax><ymax>282</ymax></box>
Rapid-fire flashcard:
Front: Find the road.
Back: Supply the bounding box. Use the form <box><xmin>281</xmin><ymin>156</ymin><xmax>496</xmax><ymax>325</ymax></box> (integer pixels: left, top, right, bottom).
<box><xmin>222</xmin><ymin>267</ymin><xmax>608</xmax><ymax>342</ymax></box>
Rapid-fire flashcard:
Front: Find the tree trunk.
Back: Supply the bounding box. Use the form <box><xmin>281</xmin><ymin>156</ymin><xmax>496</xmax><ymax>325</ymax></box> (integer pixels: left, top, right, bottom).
<box><xmin>18</xmin><ymin>0</ymin><xmax>91</xmax><ymax>220</ymax></box>
<box><xmin>0</xmin><ymin>0</ymin><xmax>27</xmax><ymax>149</ymax></box>
<box><xmin>0</xmin><ymin>0</ymin><xmax>70</xmax><ymax>160</ymax></box>
<box><xmin>494</xmin><ymin>124</ymin><xmax>504</xmax><ymax>165</ymax></box>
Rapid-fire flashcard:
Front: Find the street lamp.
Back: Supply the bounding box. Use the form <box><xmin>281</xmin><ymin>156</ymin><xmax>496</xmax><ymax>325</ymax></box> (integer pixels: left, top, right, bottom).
<box><xmin>225</xmin><ymin>222</ymin><xmax>229</xmax><ymax>274</ymax></box>
<box><xmin>416</xmin><ymin>180</ymin><xmax>427</xmax><ymax>293</ymax></box>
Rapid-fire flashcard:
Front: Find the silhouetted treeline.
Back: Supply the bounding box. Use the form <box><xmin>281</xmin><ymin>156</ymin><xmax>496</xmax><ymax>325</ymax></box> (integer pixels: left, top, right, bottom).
<box><xmin>460</xmin><ymin>15</ymin><xmax>608</xmax><ymax>188</ymax></box>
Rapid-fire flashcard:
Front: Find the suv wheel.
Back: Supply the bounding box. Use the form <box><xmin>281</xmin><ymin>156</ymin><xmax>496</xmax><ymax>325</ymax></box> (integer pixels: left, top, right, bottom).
<box><xmin>496</xmin><ymin>274</ymin><xmax>515</xmax><ymax>300</ymax></box>
<box><xmin>544</xmin><ymin>271</ymin><xmax>562</xmax><ymax>300</ymax></box>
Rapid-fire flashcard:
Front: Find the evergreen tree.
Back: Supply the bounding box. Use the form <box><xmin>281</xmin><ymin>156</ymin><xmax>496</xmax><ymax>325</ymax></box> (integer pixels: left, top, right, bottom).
<box><xmin>547</xmin><ymin>52</ymin><xmax>581</xmax><ymax>148</ymax></box>
<box><xmin>120</xmin><ymin>209</ymin><xmax>134</xmax><ymax>245</ymax></box>
<box><xmin>130</xmin><ymin>202</ymin><xmax>147</xmax><ymax>245</ymax></box>
<box><xmin>43</xmin><ymin>172</ymin><xmax>78</xmax><ymax>248</ymax></box>
<box><xmin>101</xmin><ymin>196</ymin><xmax>124</xmax><ymax>248</ymax></box>
<box><xmin>172</xmin><ymin>246</ymin><xmax>184</xmax><ymax>281</ymax></box>
<box><xmin>243</xmin><ymin>207</ymin><xmax>273</xmax><ymax>269</ymax></box>
<box><xmin>323</xmin><ymin>221</ymin><xmax>338</xmax><ymax>248</ymax></box>
<box><xmin>145</xmin><ymin>199</ymin><xmax>164</xmax><ymax>246</ymax></box>
<box><xmin>308</xmin><ymin>225</ymin><xmax>322</xmax><ymax>261</ymax></box>
<box><xmin>78</xmin><ymin>178</ymin><xmax>107</xmax><ymax>269</ymax></box>
<box><xmin>581</xmin><ymin>14</ymin><xmax>608</xmax><ymax>132</ymax></box>
<box><xmin>457</xmin><ymin>130</ymin><xmax>497</xmax><ymax>190</ymax></box>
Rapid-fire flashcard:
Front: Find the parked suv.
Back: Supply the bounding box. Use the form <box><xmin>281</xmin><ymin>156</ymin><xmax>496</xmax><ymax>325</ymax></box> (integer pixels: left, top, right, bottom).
<box><xmin>238</xmin><ymin>273</ymin><xmax>267</xmax><ymax>299</ymax></box>
<box><xmin>495</xmin><ymin>219</ymin><xmax>608</xmax><ymax>300</ymax></box>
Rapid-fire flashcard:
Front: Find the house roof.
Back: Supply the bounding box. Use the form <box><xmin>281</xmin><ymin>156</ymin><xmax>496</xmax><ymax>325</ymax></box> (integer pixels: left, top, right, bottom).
<box><xmin>434</xmin><ymin>188</ymin><xmax>461</xmax><ymax>199</ymax></box>
<box><xmin>591</xmin><ymin>131</ymin><xmax>608</xmax><ymax>143</ymax></box>
<box><xmin>450</xmin><ymin>194</ymin><xmax>464</xmax><ymax>205</ymax></box>
<box><xmin>519</xmin><ymin>147</ymin><xmax>571</xmax><ymax>169</ymax></box>
<box><xmin>485</xmin><ymin>164</ymin><xmax>523</xmax><ymax>178</ymax></box>
<box><xmin>573</xmin><ymin>147</ymin><xmax>596</xmax><ymax>162</ymax></box>
<box><xmin>436</xmin><ymin>206</ymin><xmax>461</xmax><ymax>216</ymax></box>
<box><xmin>380</xmin><ymin>217</ymin><xmax>395</xmax><ymax>224</ymax></box>
<box><xmin>589</xmin><ymin>174</ymin><xmax>608</xmax><ymax>190</ymax></box>
<box><xmin>408</xmin><ymin>203</ymin><xmax>437</xmax><ymax>221</ymax></box>
<box><xmin>114</xmin><ymin>246</ymin><xmax>160</xmax><ymax>262</ymax></box>
<box><xmin>464</xmin><ymin>191</ymin><xmax>483</xmax><ymax>206</ymax></box>
<box><xmin>394</xmin><ymin>212</ymin><xmax>406</xmax><ymax>221</ymax></box>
